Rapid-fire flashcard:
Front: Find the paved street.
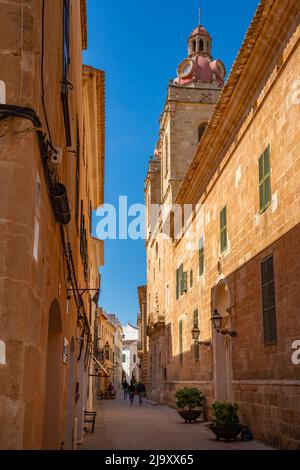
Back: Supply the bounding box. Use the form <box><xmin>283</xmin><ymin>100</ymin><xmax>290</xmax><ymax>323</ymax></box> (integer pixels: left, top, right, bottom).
<box><xmin>80</xmin><ymin>393</ymin><xmax>273</xmax><ymax>450</ymax></box>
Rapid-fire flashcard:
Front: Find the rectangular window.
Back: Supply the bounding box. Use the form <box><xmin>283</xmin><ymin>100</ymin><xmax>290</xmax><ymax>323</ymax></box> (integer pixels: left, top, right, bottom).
<box><xmin>259</xmin><ymin>145</ymin><xmax>271</xmax><ymax>213</ymax></box>
<box><xmin>62</xmin><ymin>0</ymin><xmax>72</xmax><ymax>146</ymax></box>
<box><xmin>176</xmin><ymin>264</ymin><xmax>187</xmax><ymax>297</ymax></box>
<box><xmin>133</xmin><ymin>354</ymin><xmax>136</xmax><ymax>363</ymax></box>
<box><xmin>220</xmin><ymin>206</ymin><xmax>227</xmax><ymax>252</ymax></box>
<box><xmin>190</xmin><ymin>270</ymin><xmax>193</xmax><ymax>288</ymax></box>
<box><xmin>261</xmin><ymin>255</ymin><xmax>277</xmax><ymax>344</ymax></box>
<box><xmin>199</xmin><ymin>236</ymin><xmax>204</xmax><ymax>275</ymax></box>
<box><xmin>179</xmin><ymin>320</ymin><xmax>183</xmax><ymax>365</ymax></box>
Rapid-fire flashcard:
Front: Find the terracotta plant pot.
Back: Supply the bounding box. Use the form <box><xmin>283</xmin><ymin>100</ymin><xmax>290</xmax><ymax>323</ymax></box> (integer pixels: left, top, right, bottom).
<box><xmin>209</xmin><ymin>424</ymin><xmax>243</xmax><ymax>441</ymax></box>
<box><xmin>177</xmin><ymin>409</ymin><xmax>203</xmax><ymax>423</ymax></box>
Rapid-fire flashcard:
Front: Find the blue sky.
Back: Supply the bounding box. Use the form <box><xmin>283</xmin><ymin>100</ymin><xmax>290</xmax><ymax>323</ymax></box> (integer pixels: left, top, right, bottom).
<box><xmin>84</xmin><ymin>0</ymin><xmax>259</xmax><ymax>325</ymax></box>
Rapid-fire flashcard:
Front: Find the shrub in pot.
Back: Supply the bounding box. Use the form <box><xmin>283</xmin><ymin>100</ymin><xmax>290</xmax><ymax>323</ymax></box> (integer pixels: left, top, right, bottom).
<box><xmin>175</xmin><ymin>387</ymin><xmax>205</xmax><ymax>423</ymax></box>
<box><xmin>209</xmin><ymin>401</ymin><xmax>242</xmax><ymax>440</ymax></box>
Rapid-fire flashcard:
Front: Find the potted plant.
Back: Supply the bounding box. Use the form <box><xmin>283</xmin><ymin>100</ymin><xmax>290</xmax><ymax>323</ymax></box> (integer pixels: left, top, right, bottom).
<box><xmin>208</xmin><ymin>401</ymin><xmax>242</xmax><ymax>440</ymax></box>
<box><xmin>175</xmin><ymin>387</ymin><xmax>205</xmax><ymax>423</ymax></box>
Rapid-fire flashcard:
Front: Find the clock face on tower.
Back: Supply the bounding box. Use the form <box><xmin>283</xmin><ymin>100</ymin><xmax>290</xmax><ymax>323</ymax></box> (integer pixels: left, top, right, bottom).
<box><xmin>177</xmin><ymin>59</ymin><xmax>194</xmax><ymax>78</ymax></box>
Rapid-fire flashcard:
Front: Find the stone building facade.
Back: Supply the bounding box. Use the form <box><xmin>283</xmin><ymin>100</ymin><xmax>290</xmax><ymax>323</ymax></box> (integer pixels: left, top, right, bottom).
<box><xmin>145</xmin><ymin>0</ymin><xmax>300</xmax><ymax>449</ymax></box>
<box><xmin>0</xmin><ymin>0</ymin><xmax>105</xmax><ymax>449</ymax></box>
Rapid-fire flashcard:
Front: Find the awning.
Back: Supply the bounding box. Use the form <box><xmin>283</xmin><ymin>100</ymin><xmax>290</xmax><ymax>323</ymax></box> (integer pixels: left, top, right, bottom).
<box><xmin>93</xmin><ymin>355</ymin><xmax>109</xmax><ymax>377</ymax></box>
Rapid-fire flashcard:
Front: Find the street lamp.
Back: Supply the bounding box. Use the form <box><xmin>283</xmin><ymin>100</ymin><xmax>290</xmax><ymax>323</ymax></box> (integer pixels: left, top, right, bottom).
<box><xmin>191</xmin><ymin>324</ymin><xmax>211</xmax><ymax>346</ymax></box>
<box><xmin>211</xmin><ymin>309</ymin><xmax>237</xmax><ymax>337</ymax></box>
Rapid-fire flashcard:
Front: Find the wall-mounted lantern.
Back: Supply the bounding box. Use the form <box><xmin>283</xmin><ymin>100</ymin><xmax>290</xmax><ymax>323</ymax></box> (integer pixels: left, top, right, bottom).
<box><xmin>191</xmin><ymin>324</ymin><xmax>211</xmax><ymax>346</ymax></box>
<box><xmin>211</xmin><ymin>309</ymin><xmax>237</xmax><ymax>337</ymax></box>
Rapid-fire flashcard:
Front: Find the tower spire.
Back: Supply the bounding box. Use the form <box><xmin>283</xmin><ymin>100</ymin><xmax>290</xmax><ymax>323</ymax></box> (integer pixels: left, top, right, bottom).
<box><xmin>198</xmin><ymin>4</ymin><xmax>201</xmax><ymax>25</ymax></box>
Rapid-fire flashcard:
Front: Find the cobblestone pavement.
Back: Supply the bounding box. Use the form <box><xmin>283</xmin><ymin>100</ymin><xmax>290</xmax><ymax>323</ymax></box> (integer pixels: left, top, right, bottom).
<box><xmin>79</xmin><ymin>393</ymin><xmax>274</xmax><ymax>450</ymax></box>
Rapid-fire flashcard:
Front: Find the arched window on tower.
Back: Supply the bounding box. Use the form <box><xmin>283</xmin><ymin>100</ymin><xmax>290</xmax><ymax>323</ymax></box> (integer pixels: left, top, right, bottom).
<box><xmin>164</xmin><ymin>134</ymin><xmax>169</xmax><ymax>176</ymax></box>
<box><xmin>198</xmin><ymin>122</ymin><xmax>208</xmax><ymax>143</ymax></box>
<box><xmin>199</xmin><ymin>39</ymin><xmax>204</xmax><ymax>52</ymax></box>
<box><xmin>193</xmin><ymin>40</ymin><xmax>196</xmax><ymax>53</ymax></box>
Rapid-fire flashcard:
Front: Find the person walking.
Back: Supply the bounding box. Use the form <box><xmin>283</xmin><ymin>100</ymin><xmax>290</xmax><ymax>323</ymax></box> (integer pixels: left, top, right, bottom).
<box><xmin>122</xmin><ymin>379</ymin><xmax>129</xmax><ymax>400</ymax></box>
<box><xmin>128</xmin><ymin>382</ymin><xmax>135</xmax><ymax>406</ymax></box>
<box><xmin>137</xmin><ymin>382</ymin><xmax>146</xmax><ymax>405</ymax></box>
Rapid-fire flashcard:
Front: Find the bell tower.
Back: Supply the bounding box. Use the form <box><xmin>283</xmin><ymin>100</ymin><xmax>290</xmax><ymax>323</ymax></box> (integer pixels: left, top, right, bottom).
<box><xmin>153</xmin><ymin>24</ymin><xmax>226</xmax><ymax>205</ymax></box>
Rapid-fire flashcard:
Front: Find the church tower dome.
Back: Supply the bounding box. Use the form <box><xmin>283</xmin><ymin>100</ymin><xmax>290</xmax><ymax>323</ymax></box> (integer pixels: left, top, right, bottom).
<box><xmin>174</xmin><ymin>24</ymin><xmax>226</xmax><ymax>88</ymax></box>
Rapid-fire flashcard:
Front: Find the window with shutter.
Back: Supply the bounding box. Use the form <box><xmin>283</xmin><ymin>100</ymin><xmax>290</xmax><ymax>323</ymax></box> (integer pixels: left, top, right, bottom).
<box><xmin>179</xmin><ymin>320</ymin><xmax>183</xmax><ymax>365</ymax></box>
<box><xmin>199</xmin><ymin>236</ymin><xmax>204</xmax><ymax>275</ymax></box>
<box><xmin>220</xmin><ymin>206</ymin><xmax>227</xmax><ymax>252</ymax></box>
<box><xmin>176</xmin><ymin>268</ymin><xmax>179</xmax><ymax>300</ymax></box>
<box><xmin>259</xmin><ymin>145</ymin><xmax>271</xmax><ymax>213</ymax></box>
<box><xmin>261</xmin><ymin>255</ymin><xmax>277</xmax><ymax>344</ymax></box>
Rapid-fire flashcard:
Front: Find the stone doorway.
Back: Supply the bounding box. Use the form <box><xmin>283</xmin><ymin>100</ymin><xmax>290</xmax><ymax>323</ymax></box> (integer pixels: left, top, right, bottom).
<box><xmin>42</xmin><ymin>299</ymin><xmax>63</xmax><ymax>449</ymax></box>
<box><xmin>212</xmin><ymin>279</ymin><xmax>233</xmax><ymax>401</ymax></box>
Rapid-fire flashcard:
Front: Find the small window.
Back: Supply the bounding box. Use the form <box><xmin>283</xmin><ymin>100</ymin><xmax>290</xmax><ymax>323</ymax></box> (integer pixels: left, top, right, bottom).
<box><xmin>199</xmin><ymin>39</ymin><xmax>204</xmax><ymax>51</ymax></box>
<box><xmin>122</xmin><ymin>354</ymin><xmax>126</xmax><ymax>363</ymax></box>
<box><xmin>220</xmin><ymin>206</ymin><xmax>227</xmax><ymax>253</ymax></box>
<box><xmin>198</xmin><ymin>123</ymin><xmax>207</xmax><ymax>143</ymax></box>
<box><xmin>259</xmin><ymin>145</ymin><xmax>271</xmax><ymax>213</ymax></box>
<box><xmin>193</xmin><ymin>40</ymin><xmax>196</xmax><ymax>53</ymax></box>
<box><xmin>199</xmin><ymin>236</ymin><xmax>204</xmax><ymax>275</ymax></box>
<box><xmin>261</xmin><ymin>255</ymin><xmax>277</xmax><ymax>344</ymax></box>
<box><xmin>133</xmin><ymin>354</ymin><xmax>136</xmax><ymax>363</ymax></box>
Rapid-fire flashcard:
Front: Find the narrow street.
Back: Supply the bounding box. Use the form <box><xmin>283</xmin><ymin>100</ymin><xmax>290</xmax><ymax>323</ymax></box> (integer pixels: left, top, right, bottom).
<box><xmin>80</xmin><ymin>394</ymin><xmax>273</xmax><ymax>450</ymax></box>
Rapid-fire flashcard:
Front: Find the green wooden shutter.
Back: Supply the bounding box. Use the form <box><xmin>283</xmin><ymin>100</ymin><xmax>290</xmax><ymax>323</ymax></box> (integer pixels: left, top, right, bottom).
<box><xmin>220</xmin><ymin>206</ymin><xmax>227</xmax><ymax>252</ymax></box>
<box><xmin>176</xmin><ymin>268</ymin><xmax>179</xmax><ymax>300</ymax></box>
<box><xmin>199</xmin><ymin>236</ymin><xmax>204</xmax><ymax>275</ymax></box>
<box><xmin>261</xmin><ymin>256</ymin><xmax>277</xmax><ymax>344</ymax></box>
<box><xmin>179</xmin><ymin>264</ymin><xmax>184</xmax><ymax>295</ymax></box>
<box><xmin>259</xmin><ymin>145</ymin><xmax>271</xmax><ymax>212</ymax></box>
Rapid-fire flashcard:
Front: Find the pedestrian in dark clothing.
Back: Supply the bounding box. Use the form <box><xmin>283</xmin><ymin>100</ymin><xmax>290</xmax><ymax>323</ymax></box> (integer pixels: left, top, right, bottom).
<box><xmin>128</xmin><ymin>383</ymin><xmax>135</xmax><ymax>405</ymax></box>
<box><xmin>122</xmin><ymin>380</ymin><xmax>129</xmax><ymax>400</ymax></box>
<box><xmin>137</xmin><ymin>382</ymin><xmax>146</xmax><ymax>405</ymax></box>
